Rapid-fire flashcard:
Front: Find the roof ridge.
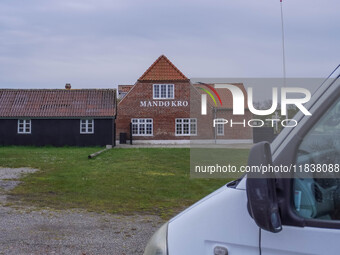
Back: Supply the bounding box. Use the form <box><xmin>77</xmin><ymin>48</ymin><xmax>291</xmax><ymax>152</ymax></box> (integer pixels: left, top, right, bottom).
<box><xmin>0</xmin><ymin>89</ymin><xmax>116</xmax><ymax>117</ymax></box>
<box><xmin>160</xmin><ymin>55</ymin><xmax>188</xmax><ymax>80</ymax></box>
<box><xmin>138</xmin><ymin>55</ymin><xmax>188</xmax><ymax>81</ymax></box>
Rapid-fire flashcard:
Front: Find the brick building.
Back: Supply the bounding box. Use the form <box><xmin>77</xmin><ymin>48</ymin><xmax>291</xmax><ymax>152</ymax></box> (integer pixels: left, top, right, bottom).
<box><xmin>118</xmin><ymin>85</ymin><xmax>134</xmax><ymax>100</ymax></box>
<box><xmin>116</xmin><ymin>55</ymin><xmax>252</xmax><ymax>144</ymax></box>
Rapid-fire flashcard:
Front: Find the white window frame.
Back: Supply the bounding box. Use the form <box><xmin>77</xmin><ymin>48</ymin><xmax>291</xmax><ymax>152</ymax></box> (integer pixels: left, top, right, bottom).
<box><xmin>153</xmin><ymin>84</ymin><xmax>174</xmax><ymax>99</ymax></box>
<box><xmin>131</xmin><ymin>118</ymin><xmax>153</xmax><ymax>136</ymax></box>
<box><xmin>17</xmin><ymin>119</ymin><xmax>31</xmax><ymax>134</ymax></box>
<box><xmin>216</xmin><ymin>123</ymin><xmax>224</xmax><ymax>136</ymax></box>
<box><xmin>175</xmin><ymin>118</ymin><xmax>197</xmax><ymax>136</ymax></box>
<box><xmin>80</xmin><ymin>119</ymin><xmax>94</xmax><ymax>134</ymax></box>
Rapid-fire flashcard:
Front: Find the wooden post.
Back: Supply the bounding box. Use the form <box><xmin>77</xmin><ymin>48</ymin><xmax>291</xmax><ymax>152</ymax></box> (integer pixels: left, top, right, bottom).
<box><xmin>88</xmin><ymin>147</ymin><xmax>111</xmax><ymax>159</ymax></box>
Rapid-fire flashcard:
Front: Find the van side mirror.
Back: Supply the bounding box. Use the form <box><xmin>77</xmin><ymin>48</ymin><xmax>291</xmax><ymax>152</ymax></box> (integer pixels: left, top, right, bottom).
<box><xmin>246</xmin><ymin>142</ymin><xmax>282</xmax><ymax>233</ymax></box>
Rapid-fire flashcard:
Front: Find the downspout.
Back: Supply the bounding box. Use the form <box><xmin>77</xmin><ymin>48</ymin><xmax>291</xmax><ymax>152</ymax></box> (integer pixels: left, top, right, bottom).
<box><xmin>114</xmin><ymin>89</ymin><xmax>118</xmax><ymax>147</ymax></box>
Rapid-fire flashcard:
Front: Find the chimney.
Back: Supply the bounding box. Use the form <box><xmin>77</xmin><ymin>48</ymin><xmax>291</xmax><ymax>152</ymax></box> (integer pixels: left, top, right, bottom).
<box><xmin>65</xmin><ymin>83</ymin><xmax>71</xmax><ymax>90</ymax></box>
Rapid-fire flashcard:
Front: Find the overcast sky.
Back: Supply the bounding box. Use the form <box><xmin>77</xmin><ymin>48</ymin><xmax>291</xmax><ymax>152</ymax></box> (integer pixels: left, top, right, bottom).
<box><xmin>0</xmin><ymin>0</ymin><xmax>339</xmax><ymax>89</ymax></box>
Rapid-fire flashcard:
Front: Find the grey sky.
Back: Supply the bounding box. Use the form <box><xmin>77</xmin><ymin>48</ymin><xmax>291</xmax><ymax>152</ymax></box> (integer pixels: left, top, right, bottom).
<box><xmin>0</xmin><ymin>0</ymin><xmax>339</xmax><ymax>89</ymax></box>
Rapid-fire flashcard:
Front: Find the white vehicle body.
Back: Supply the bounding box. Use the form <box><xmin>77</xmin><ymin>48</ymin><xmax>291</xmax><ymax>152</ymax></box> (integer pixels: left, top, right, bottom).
<box><xmin>144</xmin><ymin>66</ymin><xmax>340</xmax><ymax>255</ymax></box>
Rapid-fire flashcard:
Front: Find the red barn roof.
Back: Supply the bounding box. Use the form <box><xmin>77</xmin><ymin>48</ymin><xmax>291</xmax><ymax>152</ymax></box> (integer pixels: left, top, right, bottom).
<box><xmin>0</xmin><ymin>89</ymin><xmax>116</xmax><ymax>118</ymax></box>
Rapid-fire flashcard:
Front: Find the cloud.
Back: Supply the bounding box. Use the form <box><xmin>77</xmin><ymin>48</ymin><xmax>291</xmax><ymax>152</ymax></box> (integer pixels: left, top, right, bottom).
<box><xmin>0</xmin><ymin>0</ymin><xmax>339</xmax><ymax>89</ymax></box>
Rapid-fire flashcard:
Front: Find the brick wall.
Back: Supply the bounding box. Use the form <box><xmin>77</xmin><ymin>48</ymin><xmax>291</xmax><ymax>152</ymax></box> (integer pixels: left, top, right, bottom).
<box><xmin>116</xmin><ymin>80</ymin><xmax>253</xmax><ymax>141</ymax></box>
<box><xmin>117</xmin><ymin>80</ymin><xmax>193</xmax><ymax>140</ymax></box>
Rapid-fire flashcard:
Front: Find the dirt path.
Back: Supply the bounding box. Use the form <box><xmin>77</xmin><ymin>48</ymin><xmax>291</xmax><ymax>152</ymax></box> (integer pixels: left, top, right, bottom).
<box><xmin>0</xmin><ymin>168</ymin><xmax>163</xmax><ymax>255</ymax></box>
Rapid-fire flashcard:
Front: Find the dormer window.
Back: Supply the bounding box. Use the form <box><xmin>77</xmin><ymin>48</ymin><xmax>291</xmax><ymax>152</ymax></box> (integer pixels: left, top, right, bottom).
<box><xmin>153</xmin><ymin>84</ymin><xmax>174</xmax><ymax>99</ymax></box>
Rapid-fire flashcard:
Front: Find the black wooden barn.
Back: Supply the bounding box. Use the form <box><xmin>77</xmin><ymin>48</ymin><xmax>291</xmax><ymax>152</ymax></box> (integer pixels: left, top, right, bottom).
<box><xmin>0</xmin><ymin>87</ymin><xmax>116</xmax><ymax>147</ymax></box>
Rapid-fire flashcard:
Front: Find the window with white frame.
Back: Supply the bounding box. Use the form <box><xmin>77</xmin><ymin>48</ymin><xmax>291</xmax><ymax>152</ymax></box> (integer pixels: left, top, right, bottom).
<box><xmin>18</xmin><ymin>119</ymin><xmax>31</xmax><ymax>134</ymax></box>
<box><xmin>131</xmin><ymin>119</ymin><xmax>153</xmax><ymax>136</ymax></box>
<box><xmin>153</xmin><ymin>84</ymin><xmax>174</xmax><ymax>99</ymax></box>
<box><xmin>217</xmin><ymin>123</ymin><xmax>224</xmax><ymax>136</ymax></box>
<box><xmin>176</xmin><ymin>118</ymin><xmax>197</xmax><ymax>136</ymax></box>
<box><xmin>80</xmin><ymin>119</ymin><xmax>94</xmax><ymax>134</ymax></box>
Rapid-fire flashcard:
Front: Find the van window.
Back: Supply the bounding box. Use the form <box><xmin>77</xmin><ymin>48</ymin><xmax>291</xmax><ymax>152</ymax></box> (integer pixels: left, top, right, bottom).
<box><xmin>294</xmin><ymin>98</ymin><xmax>340</xmax><ymax>221</ymax></box>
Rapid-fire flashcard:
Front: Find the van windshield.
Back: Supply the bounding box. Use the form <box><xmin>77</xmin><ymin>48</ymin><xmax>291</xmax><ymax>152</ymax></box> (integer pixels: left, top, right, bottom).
<box><xmin>272</xmin><ymin>65</ymin><xmax>340</xmax><ymax>155</ymax></box>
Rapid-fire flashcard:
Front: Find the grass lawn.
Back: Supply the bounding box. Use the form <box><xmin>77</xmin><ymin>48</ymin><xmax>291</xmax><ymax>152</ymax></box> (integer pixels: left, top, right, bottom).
<box><xmin>0</xmin><ymin>147</ymin><xmax>249</xmax><ymax>218</ymax></box>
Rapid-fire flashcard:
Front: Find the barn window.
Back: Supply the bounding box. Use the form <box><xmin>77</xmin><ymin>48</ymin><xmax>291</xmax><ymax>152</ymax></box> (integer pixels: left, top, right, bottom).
<box><xmin>217</xmin><ymin>123</ymin><xmax>224</xmax><ymax>136</ymax></box>
<box><xmin>80</xmin><ymin>119</ymin><xmax>94</xmax><ymax>134</ymax></box>
<box><xmin>131</xmin><ymin>119</ymin><xmax>153</xmax><ymax>136</ymax></box>
<box><xmin>175</xmin><ymin>118</ymin><xmax>197</xmax><ymax>136</ymax></box>
<box><xmin>18</xmin><ymin>119</ymin><xmax>31</xmax><ymax>134</ymax></box>
<box><xmin>153</xmin><ymin>84</ymin><xmax>174</xmax><ymax>99</ymax></box>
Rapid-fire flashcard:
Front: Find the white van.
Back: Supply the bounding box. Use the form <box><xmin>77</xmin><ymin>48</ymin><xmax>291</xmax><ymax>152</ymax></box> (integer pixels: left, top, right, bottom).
<box><xmin>143</xmin><ymin>66</ymin><xmax>340</xmax><ymax>255</ymax></box>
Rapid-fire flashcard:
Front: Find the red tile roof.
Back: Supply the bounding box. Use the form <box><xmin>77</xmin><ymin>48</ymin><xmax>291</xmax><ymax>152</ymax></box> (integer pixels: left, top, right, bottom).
<box><xmin>118</xmin><ymin>85</ymin><xmax>134</xmax><ymax>93</ymax></box>
<box><xmin>0</xmin><ymin>89</ymin><xmax>116</xmax><ymax>118</ymax></box>
<box><xmin>138</xmin><ymin>55</ymin><xmax>189</xmax><ymax>82</ymax></box>
<box><xmin>193</xmin><ymin>83</ymin><xmax>248</xmax><ymax>109</ymax></box>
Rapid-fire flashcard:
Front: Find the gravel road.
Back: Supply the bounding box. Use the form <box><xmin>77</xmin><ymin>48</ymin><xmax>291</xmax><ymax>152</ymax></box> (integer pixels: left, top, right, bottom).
<box><xmin>0</xmin><ymin>168</ymin><xmax>164</xmax><ymax>255</ymax></box>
